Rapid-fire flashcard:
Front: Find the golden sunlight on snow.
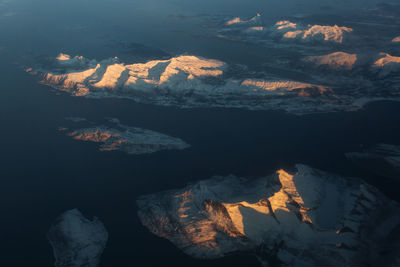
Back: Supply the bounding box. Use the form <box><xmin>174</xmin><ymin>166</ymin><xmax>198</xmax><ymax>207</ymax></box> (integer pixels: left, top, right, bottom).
<box><xmin>247</xmin><ymin>26</ymin><xmax>264</xmax><ymax>31</ymax></box>
<box><xmin>225</xmin><ymin>17</ymin><xmax>246</xmax><ymax>26</ymax></box>
<box><xmin>302</xmin><ymin>25</ymin><xmax>353</xmax><ymax>43</ymax></box>
<box><xmin>222</xmin><ymin>169</ymin><xmax>312</xmax><ymax>237</ymax></box>
<box><xmin>304</xmin><ymin>52</ymin><xmax>358</xmax><ymax>70</ymax></box>
<box><xmin>56</xmin><ymin>53</ymin><xmax>71</xmax><ymax>61</ymax></box>
<box><xmin>275</xmin><ymin>21</ymin><xmax>353</xmax><ymax>43</ymax></box>
<box><xmin>122</xmin><ymin>55</ymin><xmax>224</xmax><ymax>87</ymax></box>
<box><xmin>158</xmin><ymin>56</ymin><xmax>224</xmax><ymax>84</ymax></box>
<box><xmin>275</xmin><ymin>20</ymin><xmax>297</xmax><ymax>30</ymax></box>
<box><xmin>276</xmin><ymin>169</ymin><xmax>312</xmax><ymax>224</ymax></box>
<box><xmin>174</xmin><ymin>191</ymin><xmax>220</xmax><ymax>249</ymax></box>
<box><xmin>392</xmin><ymin>36</ymin><xmax>400</xmax><ymax>43</ymax></box>
<box><xmin>42</xmin><ymin>55</ymin><xmax>225</xmax><ymax>94</ymax></box>
<box><xmin>241</xmin><ymin>79</ymin><xmax>327</xmax><ymax>95</ymax></box>
<box><xmin>373</xmin><ymin>53</ymin><xmax>400</xmax><ymax>67</ymax></box>
<box><xmin>283</xmin><ymin>30</ymin><xmax>303</xmax><ymax>39</ymax></box>
<box><xmin>225</xmin><ymin>13</ymin><xmax>261</xmax><ymax>26</ymax></box>
<box><xmin>68</xmin><ymin>129</ymin><xmax>119</xmax><ymax>142</ymax></box>
<box><xmin>44</xmin><ymin>64</ymin><xmax>100</xmax><ymax>90</ymax></box>
<box><xmin>67</xmin><ymin>128</ymin><xmax>131</xmax><ymax>152</ymax></box>
<box><xmin>93</xmin><ymin>63</ymin><xmax>126</xmax><ymax>88</ymax></box>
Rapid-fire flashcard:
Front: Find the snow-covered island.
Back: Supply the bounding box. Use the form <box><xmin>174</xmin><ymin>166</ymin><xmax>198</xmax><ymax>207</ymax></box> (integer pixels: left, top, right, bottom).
<box><xmin>47</xmin><ymin>209</ymin><xmax>108</xmax><ymax>267</ymax></box>
<box><xmin>216</xmin><ymin>13</ymin><xmax>400</xmax><ymax>78</ymax></box>
<box><xmin>27</xmin><ymin>50</ymin><xmax>400</xmax><ymax>115</ymax></box>
<box><xmin>220</xmin><ymin>14</ymin><xmax>353</xmax><ymax>44</ymax></box>
<box><xmin>225</xmin><ymin>13</ymin><xmax>262</xmax><ymax>27</ymax></box>
<box><xmin>303</xmin><ymin>52</ymin><xmax>358</xmax><ymax>70</ymax></box>
<box><xmin>372</xmin><ymin>53</ymin><xmax>400</xmax><ymax>76</ymax></box>
<box><xmin>137</xmin><ymin>164</ymin><xmax>400</xmax><ymax>266</ymax></box>
<box><xmin>272</xmin><ymin>20</ymin><xmax>353</xmax><ymax>44</ymax></box>
<box><xmin>30</xmin><ymin>53</ymin><xmax>346</xmax><ymax>114</ymax></box>
<box><xmin>63</xmin><ymin>118</ymin><xmax>190</xmax><ymax>154</ymax></box>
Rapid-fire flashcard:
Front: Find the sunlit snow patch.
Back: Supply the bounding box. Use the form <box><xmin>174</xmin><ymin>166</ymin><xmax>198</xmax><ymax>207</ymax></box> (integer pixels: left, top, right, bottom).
<box><xmin>273</xmin><ymin>20</ymin><xmax>353</xmax><ymax>43</ymax></box>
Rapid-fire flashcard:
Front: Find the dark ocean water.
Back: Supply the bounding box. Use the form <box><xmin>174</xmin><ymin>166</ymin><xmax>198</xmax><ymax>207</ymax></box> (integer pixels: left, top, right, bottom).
<box><xmin>1</xmin><ymin>0</ymin><xmax>400</xmax><ymax>266</ymax></box>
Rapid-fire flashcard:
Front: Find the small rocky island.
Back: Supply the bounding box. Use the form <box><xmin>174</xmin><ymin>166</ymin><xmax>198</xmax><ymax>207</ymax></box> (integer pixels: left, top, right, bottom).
<box><xmin>47</xmin><ymin>209</ymin><xmax>108</xmax><ymax>267</ymax></box>
<box><xmin>62</xmin><ymin>118</ymin><xmax>190</xmax><ymax>155</ymax></box>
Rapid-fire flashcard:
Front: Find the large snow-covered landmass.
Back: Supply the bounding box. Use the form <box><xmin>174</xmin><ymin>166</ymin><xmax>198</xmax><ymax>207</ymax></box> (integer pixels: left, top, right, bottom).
<box><xmin>33</xmin><ymin>54</ymin><xmax>226</xmax><ymax>97</ymax></box>
<box><xmin>63</xmin><ymin>118</ymin><xmax>189</xmax><ymax>154</ymax></box>
<box><xmin>30</xmin><ymin>51</ymin><xmax>399</xmax><ymax>114</ymax></box>
<box><xmin>29</xmin><ymin>51</ymin><xmax>400</xmax><ymax>114</ymax></box>
<box><xmin>47</xmin><ymin>209</ymin><xmax>108</xmax><ymax>267</ymax></box>
<box><xmin>31</xmin><ymin>53</ymin><xmax>350</xmax><ymax>114</ymax></box>
<box><xmin>137</xmin><ymin>165</ymin><xmax>400</xmax><ymax>266</ymax></box>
